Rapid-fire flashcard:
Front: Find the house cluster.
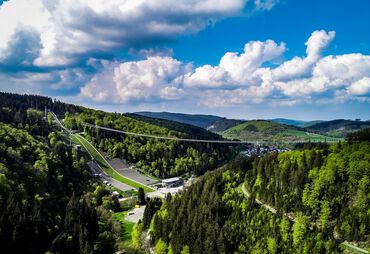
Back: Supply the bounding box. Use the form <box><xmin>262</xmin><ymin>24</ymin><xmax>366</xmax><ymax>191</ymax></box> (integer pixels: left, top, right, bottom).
<box><xmin>240</xmin><ymin>145</ymin><xmax>288</xmax><ymax>157</ymax></box>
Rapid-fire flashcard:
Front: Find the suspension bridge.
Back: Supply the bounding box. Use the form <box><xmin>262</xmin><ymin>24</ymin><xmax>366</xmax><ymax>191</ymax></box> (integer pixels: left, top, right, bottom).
<box><xmin>49</xmin><ymin>111</ymin><xmax>341</xmax><ymax>145</ymax></box>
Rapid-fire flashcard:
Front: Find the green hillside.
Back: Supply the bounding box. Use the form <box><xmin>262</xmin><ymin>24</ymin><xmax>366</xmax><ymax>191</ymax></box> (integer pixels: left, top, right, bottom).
<box><xmin>206</xmin><ymin>118</ymin><xmax>244</xmax><ymax>132</ymax></box>
<box><xmin>222</xmin><ymin>120</ymin><xmax>341</xmax><ymax>142</ymax></box>
<box><xmin>270</xmin><ymin>118</ymin><xmax>324</xmax><ymax>128</ymax></box>
<box><xmin>150</xmin><ymin>141</ymin><xmax>370</xmax><ymax>253</ymax></box>
<box><xmin>308</xmin><ymin>119</ymin><xmax>370</xmax><ymax>137</ymax></box>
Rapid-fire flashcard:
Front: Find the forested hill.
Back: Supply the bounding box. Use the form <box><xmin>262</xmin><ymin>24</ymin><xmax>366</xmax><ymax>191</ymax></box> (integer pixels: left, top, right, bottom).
<box><xmin>206</xmin><ymin>118</ymin><xmax>244</xmax><ymax>133</ymax></box>
<box><xmin>135</xmin><ymin>111</ymin><xmax>223</xmax><ymax>128</ymax></box>
<box><xmin>0</xmin><ymin>92</ymin><xmax>83</xmax><ymax>117</ymax></box>
<box><xmin>269</xmin><ymin>118</ymin><xmax>324</xmax><ymax>128</ymax></box>
<box><xmin>150</xmin><ymin>139</ymin><xmax>370</xmax><ymax>253</ymax></box>
<box><xmin>221</xmin><ymin>119</ymin><xmax>337</xmax><ymax>143</ymax></box>
<box><xmin>0</xmin><ymin>117</ymin><xmax>128</xmax><ymax>253</ymax></box>
<box><xmin>0</xmin><ymin>92</ymin><xmax>235</xmax><ymax>178</ymax></box>
<box><xmin>126</xmin><ymin>113</ymin><xmax>221</xmax><ymax>140</ymax></box>
<box><xmin>308</xmin><ymin>119</ymin><xmax>370</xmax><ymax>137</ymax></box>
<box><xmin>74</xmin><ymin>109</ymin><xmax>233</xmax><ymax>178</ymax></box>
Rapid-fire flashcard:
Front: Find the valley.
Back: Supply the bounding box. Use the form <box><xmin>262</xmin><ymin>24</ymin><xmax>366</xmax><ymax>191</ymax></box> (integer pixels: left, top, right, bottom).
<box><xmin>0</xmin><ymin>92</ymin><xmax>368</xmax><ymax>254</ymax></box>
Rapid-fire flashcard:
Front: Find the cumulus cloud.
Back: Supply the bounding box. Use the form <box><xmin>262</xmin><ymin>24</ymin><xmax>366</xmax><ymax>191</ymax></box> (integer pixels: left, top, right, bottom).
<box><xmin>81</xmin><ymin>56</ymin><xmax>191</xmax><ymax>102</ymax></box>
<box><xmin>347</xmin><ymin>77</ymin><xmax>370</xmax><ymax>96</ymax></box>
<box><xmin>185</xmin><ymin>39</ymin><xmax>286</xmax><ymax>87</ymax></box>
<box><xmin>0</xmin><ymin>0</ymin><xmax>252</xmax><ymax>67</ymax></box>
<box><xmin>0</xmin><ymin>0</ymin><xmax>368</xmax><ymax>111</ymax></box>
<box><xmin>80</xmin><ymin>30</ymin><xmax>370</xmax><ymax>108</ymax></box>
<box><xmin>272</xmin><ymin>30</ymin><xmax>335</xmax><ymax>81</ymax></box>
<box><xmin>0</xmin><ymin>0</ymin><xmax>282</xmax><ymax>100</ymax></box>
<box><xmin>0</xmin><ymin>27</ymin><xmax>41</xmax><ymax>69</ymax></box>
<box><xmin>184</xmin><ymin>65</ymin><xmax>231</xmax><ymax>88</ymax></box>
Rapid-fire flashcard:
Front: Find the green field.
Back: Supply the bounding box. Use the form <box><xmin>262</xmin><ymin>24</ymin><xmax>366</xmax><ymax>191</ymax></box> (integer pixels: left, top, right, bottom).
<box><xmin>282</xmin><ymin>129</ymin><xmax>343</xmax><ymax>142</ymax></box>
<box><xmin>113</xmin><ymin>211</ymin><xmax>135</xmax><ymax>244</ymax></box>
<box><xmin>72</xmin><ymin>134</ymin><xmax>154</xmax><ymax>192</ymax></box>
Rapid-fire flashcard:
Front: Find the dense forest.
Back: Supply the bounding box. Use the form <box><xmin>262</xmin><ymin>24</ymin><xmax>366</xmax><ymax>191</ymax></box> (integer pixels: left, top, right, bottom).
<box><xmin>150</xmin><ymin>134</ymin><xmax>370</xmax><ymax>253</ymax></box>
<box><xmin>0</xmin><ymin>92</ymin><xmax>236</xmax><ymax>178</ymax></box>
<box><xmin>72</xmin><ymin>109</ymin><xmax>234</xmax><ymax>178</ymax></box>
<box><xmin>0</xmin><ymin>93</ymin><xmax>142</xmax><ymax>253</ymax></box>
<box><xmin>0</xmin><ymin>92</ymin><xmax>83</xmax><ymax>119</ymax></box>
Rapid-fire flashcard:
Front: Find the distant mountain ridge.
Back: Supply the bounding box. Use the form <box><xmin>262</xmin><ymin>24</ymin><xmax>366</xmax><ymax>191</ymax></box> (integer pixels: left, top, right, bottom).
<box><xmin>134</xmin><ymin>111</ymin><xmax>370</xmax><ymax>140</ymax></box>
<box><xmin>269</xmin><ymin>118</ymin><xmax>324</xmax><ymax>128</ymax></box>
<box><xmin>308</xmin><ymin>119</ymin><xmax>370</xmax><ymax>137</ymax></box>
<box><xmin>135</xmin><ymin>111</ymin><xmax>223</xmax><ymax>128</ymax></box>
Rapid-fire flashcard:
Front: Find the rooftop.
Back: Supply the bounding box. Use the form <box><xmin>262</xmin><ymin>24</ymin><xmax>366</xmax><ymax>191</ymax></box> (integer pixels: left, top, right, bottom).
<box><xmin>162</xmin><ymin>177</ymin><xmax>181</xmax><ymax>183</ymax></box>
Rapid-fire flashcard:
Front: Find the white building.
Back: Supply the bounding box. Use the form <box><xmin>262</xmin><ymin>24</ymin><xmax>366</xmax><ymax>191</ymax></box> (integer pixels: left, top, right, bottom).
<box><xmin>162</xmin><ymin>177</ymin><xmax>183</xmax><ymax>188</ymax></box>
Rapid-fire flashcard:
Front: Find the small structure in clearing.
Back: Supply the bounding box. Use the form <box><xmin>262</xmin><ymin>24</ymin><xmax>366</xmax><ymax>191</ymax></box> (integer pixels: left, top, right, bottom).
<box><xmin>162</xmin><ymin>177</ymin><xmax>183</xmax><ymax>188</ymax></box>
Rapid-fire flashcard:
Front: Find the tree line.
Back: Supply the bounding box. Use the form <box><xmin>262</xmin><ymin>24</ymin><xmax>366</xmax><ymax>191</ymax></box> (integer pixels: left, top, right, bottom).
<box><xmin>0</xmin><ymin>93</ymin><xmax>143</xmax><ymax>253</ymax></box>
<box><xmin>149</xmin><ymin>137</ymin><xmax>369</xmax><ymax>253</ymax></box>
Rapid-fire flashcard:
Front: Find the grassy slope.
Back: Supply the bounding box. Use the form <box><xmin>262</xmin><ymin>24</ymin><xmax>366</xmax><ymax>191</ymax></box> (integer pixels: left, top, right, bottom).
<box><xmin>72</xmin><ymin>134</ymin><xmax>154</xmax><ymax>192</ymax></box>
<box><xmin>222</xmin><ymin>120</ymin><xmax>341</xmax><ymax>142</ymax></box>
<box><xmin>113</xmin><ymin>211</ymin><xmax>135</xmax><ymax>244</ymax></box>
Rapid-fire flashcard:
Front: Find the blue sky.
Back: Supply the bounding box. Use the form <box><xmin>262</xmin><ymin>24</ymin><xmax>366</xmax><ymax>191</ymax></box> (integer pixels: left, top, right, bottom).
<box><xmin>172</xmin><ymin>0</ymin><xmax>370</xmax><ymax>65</ymax></box>
<box><xmin>0</xmin><ymin>0</ymin><xmax>369</xmax><ymax>120</ymax></box>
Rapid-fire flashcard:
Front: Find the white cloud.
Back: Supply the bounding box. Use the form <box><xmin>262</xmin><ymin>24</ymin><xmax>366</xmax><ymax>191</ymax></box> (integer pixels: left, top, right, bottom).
<box><xmin>272</xmin><ymin>30</ymin><xmax>335</xmax><ymax>81</ymax></box>
<box><xmin>0</xmin><ymin>0</ymin><xmax>282</xmax><ymax>101</ymax></box>
<box><xmin>0</xmin><ymin>0</ymin><xmax>367</xmax><ymax>112</ymax></box>
<box><xmin>81</xmin><ymin>56</ymin><xmax>191</xmax><ymax>102</ymax></box>
<box><xmin>347</xmin><ymin>77</ymin><xmax>370</xmax><ymax>95</ymax></box>
<box><xmin>80</xmin><ymin>30</ymin><xmax>370</xmax><ymax>108</ymax></box>
<box><xmin>0</xmin><ymin>0</ymin><xmax>49</xmax><ymax>49</ymax></box>
<box><xmin>276</xmin><ymin>53</ymin><xmax>370</xmax><ymax>98</ymax></box>
<box><xmin>0</xmin><ymin>0</ymin><xmax>251</xmax><ymax>67</ymax></box>
<box><xmin>219</xmin><ymin>40</ymin><xmax>286</xmax><ymax>83</ymax></box>
<box><xmin>254</xmin><ymin>0</ymin><xmax>280</xmax><ymax>11</ymax></box>
<box><xmin>184</xmin><ymin>39</ymin><xmax>286</xmax><ymax>87</ymax></box>
<box><xmin>184</xmin><ymin>65</ymin><xmax>231</xmax><ymax>88</ymax></box>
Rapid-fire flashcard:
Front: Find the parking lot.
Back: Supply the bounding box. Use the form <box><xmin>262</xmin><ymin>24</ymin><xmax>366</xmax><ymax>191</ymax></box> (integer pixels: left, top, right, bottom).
<box><xmin>125</xmin><ymin>205</ymin><xmax>146</xmax><ymax>223</ymax></box>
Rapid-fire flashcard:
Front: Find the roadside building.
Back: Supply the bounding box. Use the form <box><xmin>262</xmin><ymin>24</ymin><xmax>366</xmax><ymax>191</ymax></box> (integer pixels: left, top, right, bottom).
<box><xmin>162</xmin><ymin>177</ymin><xmax>183</xmax><ymax>188</ymax></box>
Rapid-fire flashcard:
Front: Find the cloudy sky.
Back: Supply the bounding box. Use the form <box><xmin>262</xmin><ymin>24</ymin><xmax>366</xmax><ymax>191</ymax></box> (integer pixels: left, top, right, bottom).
<box><xmin>0</xmin><ymin>0</ymin><xmax>369</xmax><ymax>120</ymax></box>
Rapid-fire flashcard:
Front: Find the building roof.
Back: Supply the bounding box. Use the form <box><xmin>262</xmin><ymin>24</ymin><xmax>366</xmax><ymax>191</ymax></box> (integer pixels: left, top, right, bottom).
<box><xmin>162</xmin><ymin>177</ymin><xmax>181</xmax><ymax>183</ymax></box>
